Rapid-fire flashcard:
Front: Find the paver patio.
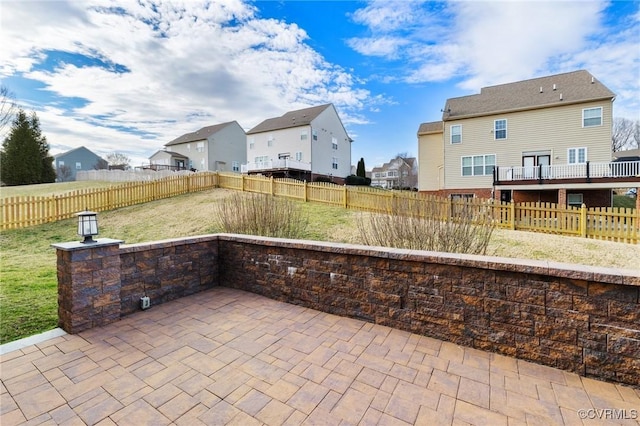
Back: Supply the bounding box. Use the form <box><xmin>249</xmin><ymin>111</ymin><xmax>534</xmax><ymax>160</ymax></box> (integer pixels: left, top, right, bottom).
<box><xmin>1</xmin><ymin>287</ymin><xmax>639</xmax><ymax>425</ymax></box>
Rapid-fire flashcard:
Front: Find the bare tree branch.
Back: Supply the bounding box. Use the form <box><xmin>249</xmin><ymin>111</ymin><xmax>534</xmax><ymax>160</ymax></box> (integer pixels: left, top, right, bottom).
<box><xmin>0</xmin><ymin>85</ymin><xmax>17</xmax><ymax>136</ymax></box>
<box><xmin>612</xmin><ymin>117</ymin><xmax>637</xmax><ymax>152</ymax></box>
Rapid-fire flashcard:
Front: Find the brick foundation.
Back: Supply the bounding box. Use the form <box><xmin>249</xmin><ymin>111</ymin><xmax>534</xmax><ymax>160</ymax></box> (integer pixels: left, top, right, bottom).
<box><xmin>54</xmin><ymin>234</ymin><xmax>640</xmax><ymax>386</ymax></box>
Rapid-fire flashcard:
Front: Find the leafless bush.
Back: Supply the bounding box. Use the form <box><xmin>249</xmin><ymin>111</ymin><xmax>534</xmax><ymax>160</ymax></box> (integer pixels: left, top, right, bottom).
<box><xmin>215</xmin><ymin>192</ymin><xmax>308</xmax><ymax>239</ymax></box>
<box><xmin>357</xmin><ymin>196</ymin><xmax>495</xmax><ymax>255</ymax></box>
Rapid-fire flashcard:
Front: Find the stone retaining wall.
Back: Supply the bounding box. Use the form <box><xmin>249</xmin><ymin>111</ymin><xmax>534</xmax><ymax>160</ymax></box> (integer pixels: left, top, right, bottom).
<box><xmin>54</xmin><ymin>234</ymin><xmax>640</xmax><ymax>386</ymax></box>
<box><xmin>119</xmin><ymin>236</ymin><xmax>219</xmax><ymax>316</ymax></box>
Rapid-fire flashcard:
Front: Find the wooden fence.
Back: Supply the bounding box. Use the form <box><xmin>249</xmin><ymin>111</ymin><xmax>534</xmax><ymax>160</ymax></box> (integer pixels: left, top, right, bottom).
<box><xmin>1</xmin><ymin>172</ymin><xmax>638</xmax><ymax>243</ymax></box>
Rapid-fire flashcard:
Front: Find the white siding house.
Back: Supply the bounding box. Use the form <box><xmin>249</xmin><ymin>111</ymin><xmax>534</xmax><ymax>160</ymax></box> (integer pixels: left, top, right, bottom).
<box><xmin>244</xmin><ymin>104</ymin><xmax>352</xmax><ymax>183</ymax></box>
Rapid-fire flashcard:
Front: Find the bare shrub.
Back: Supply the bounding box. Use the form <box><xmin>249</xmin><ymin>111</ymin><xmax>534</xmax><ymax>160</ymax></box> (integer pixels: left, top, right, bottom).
<box><xmin>357</xmin><ymin>196</ymin><xmax>495</xmax><ymax>255</ymax></box>
<box><xmin>215</xmin><ymin>192</ymin><xmax>308</xmax><ymax>239</ymax></box>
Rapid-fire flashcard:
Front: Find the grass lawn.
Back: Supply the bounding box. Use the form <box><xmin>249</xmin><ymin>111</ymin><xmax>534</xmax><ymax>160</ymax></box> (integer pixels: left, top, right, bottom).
<box><xmin>1</xmin><ymin>186</ymin><xmax>638</xmax><ymax>344</ymax></box>
<box><xmin>0</xmin><ymin>180</ymin><xmax>114</xmax><ymax>198</ymax></box>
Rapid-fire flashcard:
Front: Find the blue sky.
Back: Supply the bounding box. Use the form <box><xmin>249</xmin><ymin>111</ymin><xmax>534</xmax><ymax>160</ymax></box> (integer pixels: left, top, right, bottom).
<box><xmin>1</xmin><ymin>0</ymin><xmax>639</xmax><ymax>169</ymax></box>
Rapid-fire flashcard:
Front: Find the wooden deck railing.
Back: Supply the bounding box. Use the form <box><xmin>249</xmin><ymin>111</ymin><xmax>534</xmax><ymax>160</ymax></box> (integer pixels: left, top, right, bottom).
<box><xmin>1</xmin><ymin>172</ymin><xmax>638</xmax><ymax>243</ymax></box>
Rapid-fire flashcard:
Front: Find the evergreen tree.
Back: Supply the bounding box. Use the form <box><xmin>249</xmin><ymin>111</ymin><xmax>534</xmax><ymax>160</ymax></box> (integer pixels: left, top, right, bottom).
<box><xmin>31</xmin><ymin>112</ymin><xmax>56</xmax><ymax>183</ymax></box>
<box><xmin>0</xmin><ymin>109</ymin><xmax>55</xmax><ymax>185</ymax></box>
<box><xmin>356</xmin><ymin>157</ymin><xmax>366</xmax><ymax>177</ymax></box>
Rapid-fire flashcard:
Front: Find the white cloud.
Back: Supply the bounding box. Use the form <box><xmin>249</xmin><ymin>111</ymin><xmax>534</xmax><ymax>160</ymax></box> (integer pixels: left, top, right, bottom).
<box><xmin>349</xmin><ymin>0</ymin><xmax>639</xmax><ymax>119</ymax></box>
<box><xmin>349</xmin><ymin>0</ymin><xmax>427</xmax><ymax>32</ymax></box>
<box><xmin>451</xmin><ymin>1</ymin><xmax>606</xmax><ymax>89</ymax></box>
<box><xmin>347</xmin><ymin>36</ymin><xmax>409</xmax><ymax>58</ymax></box>
<box><xmin>0</xmin><ymin>0</ymin><xmax>378</xmax><ymax>165</ymax></box>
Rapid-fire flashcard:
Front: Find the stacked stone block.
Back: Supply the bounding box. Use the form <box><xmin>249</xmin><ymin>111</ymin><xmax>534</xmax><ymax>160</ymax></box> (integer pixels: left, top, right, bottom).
<box><xmin>53</xmin><ymin>239</ymin><xmax>123</xmax><ymax>334</ymax></box>
<box><xmin>217</xmin><ymin>235</ymin><xmax>640</xmax><ymax>387</ymax></box>
<box><xmin>54</xmin><ymin>233</ymin><xmax>639</xmax><ymax>387</ymax></box>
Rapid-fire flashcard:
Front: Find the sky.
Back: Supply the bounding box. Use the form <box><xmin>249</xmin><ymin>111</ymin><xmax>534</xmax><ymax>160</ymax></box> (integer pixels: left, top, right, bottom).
<box><xmin>1</xmin><ymin>0</ymin><xmax>639</xmax><ymax>170</ymax></box>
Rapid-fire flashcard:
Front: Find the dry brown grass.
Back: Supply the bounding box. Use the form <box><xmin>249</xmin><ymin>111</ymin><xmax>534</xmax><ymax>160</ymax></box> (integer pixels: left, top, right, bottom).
<box><xmin>215</xmin><ymin>192</ymin><xmax>308</xmax><ymax>238</ymax></box>
<box><xmin>10</xmin><ymin>185</ymin><xmax>637</xmax><ymax>270</ymax></box>
<box><xmin>356</xmin><ymin>197</ymin><xmax>495</xmax><ymax>255</ymax></box>
<box><xmin>99</xmin><ymin>189</ymin><xmax>638</xmax><ymax>270</ymax></box>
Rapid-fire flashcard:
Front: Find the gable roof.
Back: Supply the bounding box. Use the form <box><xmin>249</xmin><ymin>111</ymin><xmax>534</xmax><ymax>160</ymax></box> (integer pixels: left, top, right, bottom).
<box><xmin>247</xmin><ymin>104</ymin><xmax>333</xmax><ymax>134</ymax></box>
<box><xmin>372</xmin><ymin>157</ymin><xmax>417</xmax><ymax>173</ymax></box>
<box><xmin>150</xmin><ymin>149</ymin><xmax>189</xmax><ymax>160</ymax></box>
<box><xmin>443</xmin><ymin>70</ymin><xmax>615</xmax><ymax>121</ymax></box>
<box><xmin>165</xmin><ymin>121</ymin><xmax>239</xmax><ymax>146</ymax></box>
<box><xmin>54</xmin><ymin>146</ymin><xmax>102</xmax><ymax>159</ymax></box>
<box><xmin>417</xmin><ymin>121</ymin><xmax>443</xmax><ymax>135</ymax></box>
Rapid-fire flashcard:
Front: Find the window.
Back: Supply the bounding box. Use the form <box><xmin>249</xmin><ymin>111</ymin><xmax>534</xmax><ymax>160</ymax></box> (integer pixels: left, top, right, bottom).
<box><xmin>312</xmin><ymin>129</ymin><xmax>318</xmax><ymax>141</ymax></box>
<box><xmin>484</xmin><ymin>155</ymin><xmax>495</xmax><ymax>175</ymax></box>
<box><xmin>583</xmin><ymin>107</ymin><xmax>602</xmax><ymax>127</ymax></box>
<box><xmin>76</xmin><ymin>162</ymin><xmax>82</xmax><ymax>169</ymax></box>
<box><xmin>267</xmin><ymin>135</ymin><xmax>274</xmax><ymax>147</ymax></box>
<box><xmin>196</xmin><ymin>142</ymin><xmax>204</xmax><ymax>152</ymax></box>
<box><xmin>450</xmin><ymin>125</ymin><xmax>462</xmax><ymax>144</ymax></box>
<box><xmin>249</xmin><ymin>137</ymin><xmax>255</xmax><ymax>150</ymax></box>
<box><xmin>568</xmin><ymin>193</ymin><xmax>583</xmax><ymax>208</ymax></box>
<box><xmin>494</xmin><ymin>119</ymin><xmax>507</xmax><ymax>139</ymax></box>
<box><xmin>568</xmin><ymin>147</ymin><xmax>587</xmax><ymax>164</ymax></box>
<box><xmin>332</xmin><ymin>157</ymin><xmax>338</xmax><ymax>170</ymax></box>
<box><xmin>200</xmin><ymin>158</ymin><xmax>205</xmax><ymax>168</ymax></box>
<box><xmin>187</xmin><ymin>144</ymin><xmax>191</xmax><ymax>152</ymax></box>
<box><xmin>451</xmin><ymin>194</ymin><xmax>474</xmax><ymax>200</ymax></box>
<box><xmin>255</xmin><ymin>156</ymin><xmax>269</xmax><ymax>163</ymax></box>
<box><xmin>295</xmin><ymin>151</ymin><xmax>303</xmax><ymax>161</ymax></box>
<box><xmin>462</xmin><ymin>154</ymin><xmax>496</xmax><ymax>176</ymax></box>
<box><xmin>58</xmin><ymin>161</ymin><xmax>65</xmax><ymax>167</ymax></box>
<box><xmin>300</xmin><ymin>130</ymin><xmax>308</xmax><ymax>140</ymax></box>
<box><xmin>332</xmin><ymin>137</ymin><xmax>338</xmax><ymax>150</ymax></box>
<box><xmin>232</xmin><ymin>161</ymin><xmax>239</xmax><ymax>172</ymax></box>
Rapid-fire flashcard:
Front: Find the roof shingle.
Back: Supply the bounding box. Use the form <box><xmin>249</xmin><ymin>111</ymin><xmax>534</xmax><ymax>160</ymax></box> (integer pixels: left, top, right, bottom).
<box><xmin>247</xmin><ymin>104</ymin><xmax>332</xmax><ymax>134</ymax></box>
<box><xmin>165</xmin><ymin>121</ymin><xmax>238</xmax><ymax>146</ymax></box>
<box><xmin>442</xmin><ymin>70</ymin><xmax>615</xmax><ymax>121</ymax></box>
<box><xmin>417</xmin><ymin>121</ymin><xmax>443</xmax><ymax>135</ymax></box>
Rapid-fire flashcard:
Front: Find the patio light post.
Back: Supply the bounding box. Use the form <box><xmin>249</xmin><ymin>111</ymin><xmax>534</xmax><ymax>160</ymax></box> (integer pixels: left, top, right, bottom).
<box><xmin>77</xmin><ymin>210</ymin><xmax>99</xmax><ymax>243</ymax></box>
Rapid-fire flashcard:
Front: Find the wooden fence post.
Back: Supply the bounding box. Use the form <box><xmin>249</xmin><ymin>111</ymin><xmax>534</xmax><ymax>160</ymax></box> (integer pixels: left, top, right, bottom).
<box><xmin>343</xmin><ymin>185</ymin><xmax>348</xmax><ymax>209</ymax></box>
<box><xmin>510</xmin><ymin>200</ymin><xmax>516</xmax><ymax>230</ymax></box>
<box><xmin>304</xmin><ymin>181</ymin><xmax>308</xmax><ymax>203</ymax></box>
<box><xmin>270</xmin><ymin>177</ymin><xmax>274</xmax><ymax>196</ymax></box>
<box><xmin>241</xmin><ymin>175</ymin><xmax>245</xmax><ymax>192</ymax></box>
<box><xmin>580</xmin><ymin>203</ymin><xmax>587</xmax><ymax>238</ymax></box>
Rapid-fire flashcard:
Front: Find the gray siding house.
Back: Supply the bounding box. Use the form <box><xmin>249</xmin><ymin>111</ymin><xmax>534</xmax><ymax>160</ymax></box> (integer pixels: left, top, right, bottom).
<box><xmin>54</xmin><ymin>146</ymin><xmax>106</xmax><ymax>181</ymax></box>
<box><xmin>155</xmin><ymin>121</ymin><xmax>246</xmax><ymax>172</ymax></box>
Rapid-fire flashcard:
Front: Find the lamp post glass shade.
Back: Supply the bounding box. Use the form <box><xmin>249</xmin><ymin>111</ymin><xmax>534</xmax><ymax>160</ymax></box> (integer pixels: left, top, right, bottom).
<box><xmin>77</xmin><ymin>210</ymin><xmax>99</xmax><ymax>243</ymax></box>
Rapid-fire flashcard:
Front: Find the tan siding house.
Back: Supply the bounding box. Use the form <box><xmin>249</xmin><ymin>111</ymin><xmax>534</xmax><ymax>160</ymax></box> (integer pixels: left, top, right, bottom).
<box><xmin>417</xmin><ymin>121</ymin><xmax>444</xmax><ymax>191</ymax></box>
<box><xmin>418</xmin><ymin>70</ymin><xmax>638</xmax><ymax>207</ymax></box>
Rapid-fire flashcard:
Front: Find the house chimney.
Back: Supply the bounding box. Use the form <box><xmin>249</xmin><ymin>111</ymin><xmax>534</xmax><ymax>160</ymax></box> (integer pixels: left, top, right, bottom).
<box><xmin>539</xmin><ymin>87</ymin><xmax>543</xmax><ymax>93</ymax></box>
<box><xmin>591</xmin><ymin>76</ymin><xmax>595</xmax><ymax>84</ymax></box>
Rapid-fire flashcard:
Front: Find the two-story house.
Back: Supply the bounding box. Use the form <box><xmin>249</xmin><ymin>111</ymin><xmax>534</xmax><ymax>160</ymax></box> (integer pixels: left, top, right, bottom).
<box><xmin>54</xmin><ymin>146</ymin><xmax>106</xmax><ymax>181</ymax></box>
<box><xmin>371</xmin><ymin>157</ymin><xmax>418</xmax><ymax>190</ymax></box>
<box><xmin>418</xmin><ymin>70</ymin><xmax>640</xmax><ymax>207</ymax></box>
<box><xmin>243</xmin><ymin>104</ymin><xmax>352</xmax><ymax>183</ymax></box>
<box><xmin>150</xmin><ymin>121</ymin><xmax>246</xmax><ymax>172</ymax></box>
